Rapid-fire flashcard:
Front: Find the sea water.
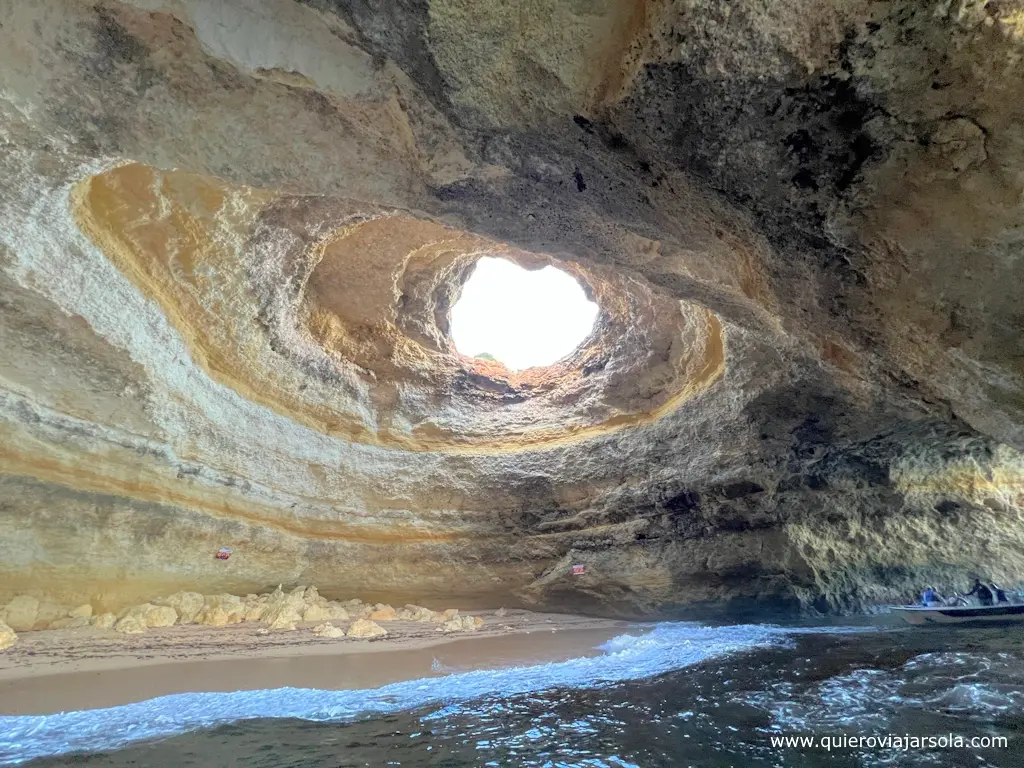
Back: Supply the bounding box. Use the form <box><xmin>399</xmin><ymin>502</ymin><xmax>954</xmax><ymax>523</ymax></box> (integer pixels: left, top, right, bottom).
<box><xmin>3</xmin><ymin>621</ymin><xmax>1022</xmax><ymax>767</ymax></box>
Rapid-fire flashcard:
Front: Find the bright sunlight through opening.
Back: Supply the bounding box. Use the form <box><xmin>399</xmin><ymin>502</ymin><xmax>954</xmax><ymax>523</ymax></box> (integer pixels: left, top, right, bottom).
<box><xmin>450</xmin><ymin>257</ymin><xmax>599</xmax><ymax>370</ymax></box>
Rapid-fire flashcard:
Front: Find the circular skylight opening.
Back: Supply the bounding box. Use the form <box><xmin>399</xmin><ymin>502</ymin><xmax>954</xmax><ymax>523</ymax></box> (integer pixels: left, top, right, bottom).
<box><xmin>450</xmin><ymin>257</ymin><xmax>599</xmax><ymax>371</ymax></box>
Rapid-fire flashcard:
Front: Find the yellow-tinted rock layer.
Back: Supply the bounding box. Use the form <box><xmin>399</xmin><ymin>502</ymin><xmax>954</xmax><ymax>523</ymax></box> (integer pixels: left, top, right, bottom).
<box><xmin>1</xmin><ymin>0</ymin><xmax>1023</xmax><ymax>617</ymax></box>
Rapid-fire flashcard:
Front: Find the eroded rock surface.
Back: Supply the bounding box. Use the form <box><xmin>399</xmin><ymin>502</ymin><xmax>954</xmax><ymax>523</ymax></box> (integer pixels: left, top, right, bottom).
<box><xmin>310</xmin><ymin>622</ymin><xmax>346</xmax><ymax>639</ymax></box>
<box><xmin>1</xmin><ymin>596</ymin><xmax>40</xmax><ymax>633</ymax></box>
<box><xmin>439</xmin><ymin>615</ymin><xmax>484</xmax><ymax>633</ymax></box>
<box><xmin>92</xmin><ymin>613</ymin><xmax>117</xmax><ymax>630</ymax></box>
<box><xmin>346</xmin><ymin>619</ymin><xmax>388</xmax><ymax>639</ymax></box>
<box><xmin>1</xmin><ymin>0</ymin><xmax>1023</xmax><ymax>617</ymax></box>
<box><xmin>0</xmin><ymin>621</ymin><xmax>17</xmax><ymax>652</ymax></box>
<box><xmin>155</xmin><ymin>592</ymin><xmax>205</xmax><ymax>625</ymax></box>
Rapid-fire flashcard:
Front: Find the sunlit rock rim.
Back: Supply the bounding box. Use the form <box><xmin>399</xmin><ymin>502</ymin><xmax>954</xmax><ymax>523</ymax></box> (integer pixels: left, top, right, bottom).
<box><xmin>72</xmin><ymin>162</ymin><xmax>725</xmax><ymax>453</ymax></box>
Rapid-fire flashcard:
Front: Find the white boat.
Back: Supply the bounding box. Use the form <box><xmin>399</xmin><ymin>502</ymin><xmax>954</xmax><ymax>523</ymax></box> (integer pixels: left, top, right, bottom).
<box><xmin>892</xmin><ymin>603</ymin><xmax>1024</xmax><ymax>625</ymax></box>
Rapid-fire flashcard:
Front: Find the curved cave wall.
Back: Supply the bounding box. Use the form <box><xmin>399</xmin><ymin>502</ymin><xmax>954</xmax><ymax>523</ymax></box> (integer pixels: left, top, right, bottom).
<box><xmin>0</xmin><ymin>0</ymin><xmax>1023</xmax><ymax>617</ymax></box>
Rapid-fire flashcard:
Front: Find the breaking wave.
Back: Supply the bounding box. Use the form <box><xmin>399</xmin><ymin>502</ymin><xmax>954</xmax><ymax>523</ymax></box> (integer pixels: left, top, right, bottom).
<box><xmin>0</xmin><ymin>622</ymin><xmax>872</xmax><ymax>765</ymax></box>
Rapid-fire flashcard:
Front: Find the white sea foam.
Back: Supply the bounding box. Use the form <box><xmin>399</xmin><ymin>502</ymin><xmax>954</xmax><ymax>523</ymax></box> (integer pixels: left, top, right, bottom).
<box><xmin>0</xmin><ymin>622</ymin><xmax>870</xmax><ymax>765</ymax></box>
<box><xmin>744</xmin><ymin>648</ymin><xmax>1024</xmax><ymax>734</ymax></box>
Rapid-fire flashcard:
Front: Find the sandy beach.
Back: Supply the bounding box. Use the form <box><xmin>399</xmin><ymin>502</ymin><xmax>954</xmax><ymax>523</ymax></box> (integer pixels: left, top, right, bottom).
<box><xmin>0</xmin><ymin>610</ymin><xmax>635</xmax><ymax>716</ymax></box>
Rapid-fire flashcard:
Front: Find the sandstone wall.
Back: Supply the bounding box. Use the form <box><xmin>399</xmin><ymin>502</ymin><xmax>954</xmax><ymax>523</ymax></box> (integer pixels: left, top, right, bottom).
<box><xmin>1</xmin><ymin>0</ymin><xmax>1022</xmax><ymax>617</ymax></box>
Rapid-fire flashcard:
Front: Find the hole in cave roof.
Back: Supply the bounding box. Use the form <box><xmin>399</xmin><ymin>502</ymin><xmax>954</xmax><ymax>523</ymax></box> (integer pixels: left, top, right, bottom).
<box><xmin>450</xmin><ymin>257</ymin><xmax>598</xmax><ymax>371</ymax></box>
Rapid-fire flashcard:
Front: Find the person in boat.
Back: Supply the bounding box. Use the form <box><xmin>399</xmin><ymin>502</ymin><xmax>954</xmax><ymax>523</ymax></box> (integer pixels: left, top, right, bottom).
<box><xmin>920</xmin><ymin>586</ymin><xmax>944</xmax><ymax>607</ymax></box>
<box><xmin>990</xmin><ymin>582</ymin><xmax>1009</xmax><ymax>603</ymax></box>
<box><xmin>964</xmin><ymin>577</ymin><xmax>995</xmax><ymax>606</ymax></box>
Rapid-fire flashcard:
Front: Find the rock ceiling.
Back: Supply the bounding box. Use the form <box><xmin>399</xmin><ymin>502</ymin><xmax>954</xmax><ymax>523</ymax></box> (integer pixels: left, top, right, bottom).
<box><xmin>1</xmin><ymin>0</ymin><xmax>1023</xmax><ymax>617</ymax></box>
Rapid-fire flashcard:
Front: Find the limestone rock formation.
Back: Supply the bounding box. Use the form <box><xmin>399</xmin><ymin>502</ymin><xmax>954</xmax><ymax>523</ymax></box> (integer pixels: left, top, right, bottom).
<box><xmin>262</xmin><ymin>611</ymin><xmax>300</xmax><ymax>631</ymax></box>
<box><xmin>310</xmin><ymin>622</ymin><xmax>346</xmax><ymax>639</ymax></box>
<box><xmin>68</xmin><ymin>604</ymin><xmax>94</xmax><ymax>620</ymax></box>
<box><xmin>194</xmin><ymin>606</ymin><xmax>230</xmax><ymax>628</ymax></box>
<box><xmin>114</xmin><ymin>616</ymin><xmax>147</xmax><ymax>635</ymax></box>
<box><xmin>1</xmin><ymin>0</ymin><xmax>1023</xmax><ymax>618</ymax></box>
<box><xmin>196</xmin><ymin>595</ymin><xmax>246</xmax><ymax>625</ymax></box>
<box><xmin>340</xmin><ymin>601</ymin><xmax>374</xmax><ymax>620</ymax></box>
<box><xmin>367</xmin><ymin>604</ymin><xmax>398</xmax><ymax>622</ymax></box>
<box><xmin>257</xmin><ymin>586</ymin><xmax>306</xmax><ymax>630</ymax></box>
<box><xmin>301</xmin><ymin>604</ymin><xmax>332</xmax><ymax>623</ymax></box>
<box><xmin>34</xmin><ymin>601</ymin><xmax>67</xmax><ymax>631</ymax></box>
<box><xmin>439</xmin><ymin>616</ymin><xmax>484</xmax><ymax>633</ymax></box>
<box><xmin>397</xmin><ymin>605</ymin><xmax>439</xmax><ymax>622</ymax></box>
<box><xmin>303</xmin><ymin>601</ymin><xmax>346</xmax><ymax>622</ymax></box>
<box><xmin>2</xmin><ymin>597</ymin><xmax>39</xmax><ymax>633</ymax></box>
<box><xmin>92</xmin><ymin>613</ymin><xmax>117</xmax><ymax>630</ymax></box>
<box><xmin>63</xmin><ymin>585</ymin><xmax>376</xmax><ymax>635</ymax></box>
<box><xmin>346</xmin><ymin>619</ymin><xmax>387</xmax><ymax>639</ymax></box>
<box><xmin>324</xmin><ymin>603</ymin><xmax>351</xmax><ymax>620</ymax></box>
<box><xmin>144</xmin><ymin>605</ymin><xmax>178</xmax><ymax>628</ymax></box>
<box><xmin>243</xmin><ymin>595</ymin><xmax>271</xmax><ymax>622</ymax></box>
<box><xmin>156</xmin><ymin>592</ymin><xmax>205</xmax><ymax>625</ymax></box>
<box><xmin>0</xmin><ymin>620</ymin><xmax>16</xmax><ymax>651</ymax></box>
<box><xmin>114</xmin><ymin>603</ymin><xmax>178</xmax><ymax>632</ymax></box>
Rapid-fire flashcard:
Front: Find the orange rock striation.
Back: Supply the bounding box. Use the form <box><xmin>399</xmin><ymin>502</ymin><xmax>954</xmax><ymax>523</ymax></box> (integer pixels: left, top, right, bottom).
<box><xmin>1</xmin><ymin>0</ymin><xmax>1023</xmax><ymax>619</ymax></box>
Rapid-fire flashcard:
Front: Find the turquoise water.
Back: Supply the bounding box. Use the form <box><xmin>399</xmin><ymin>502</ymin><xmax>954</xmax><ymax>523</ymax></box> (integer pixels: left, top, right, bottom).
<box><xmin>4</xmin><ymin>622</ymin><xmax>1023</xmax><ymax>766</ymax></box>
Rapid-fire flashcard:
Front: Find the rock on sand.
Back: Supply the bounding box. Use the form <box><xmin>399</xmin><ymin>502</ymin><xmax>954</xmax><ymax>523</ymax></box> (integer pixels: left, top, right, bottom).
<box><xmin>346</xmin><ymin>618</ymin><xmax>387</xmax><ymax>639</ymax></box>
<box><xmin>0</xmin><ymin>620</ymin><xmax>17</xmax><ymax>651</ymax></box>
<box><xmin>311</xmin><ymin>622</ymin><xmax>346</xmax><ymax>638</ymax></box>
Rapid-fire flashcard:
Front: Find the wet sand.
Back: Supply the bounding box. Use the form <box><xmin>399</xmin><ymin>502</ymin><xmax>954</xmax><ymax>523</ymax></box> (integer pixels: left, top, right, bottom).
<box><xmin>0</xmin><ymin>610</ymin><xmax>636</xmax><ymax>715</ymax></box>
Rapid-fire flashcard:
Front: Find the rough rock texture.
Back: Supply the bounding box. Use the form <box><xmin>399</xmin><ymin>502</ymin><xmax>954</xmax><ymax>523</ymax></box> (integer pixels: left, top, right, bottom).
<box><xmin>113</xmin><ymin>616</ymin><xmax>147</xmax><ymax>635</ymax></box>
<box><xmin>155</xmin><ymin>592</ymin><xmax>205</xmax><ymax>625</ymax></box>
<box><xmin>92</xmin><ymin>613</ymin><xmax>117</xmax><ymax>630</ymax></box>
<box><xmin>1</xmin><ymin>597</ymin><xmax>39</xmax><ymax>633</ymax></box>
<box><xmin>368</xmin><ymin>604</ymin><xmax>399</xmax><ymax>622</ymax></box>
<box><xmin>0</xmin><ymin>621</ymin><xmax>17</xmax><ymax>651</ymax></box>
<box><xmin>257</xmin><ymin>586</ymin><xmax>306</xmax><ymax>630</ymax></box>
<box><xmin>197</xmin><ymin>594</ymin><xmax>246</xmax><ymax>625</ymax></box>
<box><xmin>346</xmin><ymin>619</ymin><xmax>388</xmax><ymax>639</ymax></box>
<box><xmin>68</xmin><ymin>604</ymin><xmax>94</xmax><ymax>619</ymax></box>
<box><xmin>310</xmin><ymin>622</ymin><xmax>346</xmax><ymax>639</ymax></box>
<box><xmin>116</xmin><ymin>603</ymin><xmax>178</xmax><ymax>629</ymax></box>
<box><xmin>22</xmin><ymin>585</ymin><xmax>448</xmax><ymax>635</ymax></box>
<box><xmin>397</xmin><ymin>604</ymin><xmax>440</xmax><ymax>622</ymax></box>
<box><xmin>146</xmin><ymin>605</ymin><xmax>180</xmax><ymax>628</ymax></box>
<box><xmin>324</xmin><ymin>603</ymin><xmax>351</xmax><ymax>620</ymax></box>
<box><xmin>439</xmin><ymin>615</ymin><xmax>484</xmax><ymax>632</ymax></box>
<box><xmin>301</xmin><ymin>604</ymin><xmax>331</xmax><ymax>623</ymax></box>
<box><xmin>1</xmin><ymin>0</ymin><xmax>1023</xmax><ymax>618</ymax></box>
